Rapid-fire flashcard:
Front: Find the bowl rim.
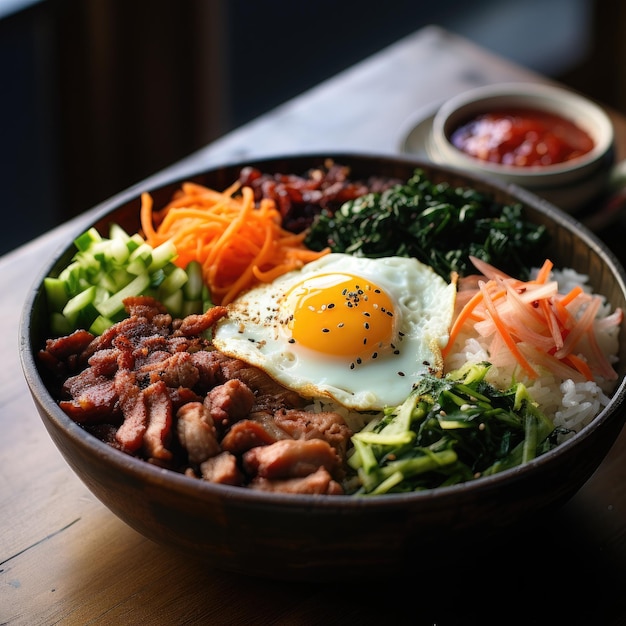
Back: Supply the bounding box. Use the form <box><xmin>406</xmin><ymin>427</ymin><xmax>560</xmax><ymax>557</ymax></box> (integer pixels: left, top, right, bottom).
<box><xmin>19</xmin><ymin>151</ymin><xmax>626</xmax><ymax>510</ymax></box>
<box><xmin>430</xmin><ymin>82</ymin><xmax>615</xmax><ymax>181</ymax></box>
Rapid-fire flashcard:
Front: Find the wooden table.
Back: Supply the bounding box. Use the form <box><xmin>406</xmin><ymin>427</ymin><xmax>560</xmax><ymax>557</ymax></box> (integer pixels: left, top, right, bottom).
<box><xmin>3</xmin><ymin>26</ymin><xmax>626</xmax><ymax>625</ymax></box>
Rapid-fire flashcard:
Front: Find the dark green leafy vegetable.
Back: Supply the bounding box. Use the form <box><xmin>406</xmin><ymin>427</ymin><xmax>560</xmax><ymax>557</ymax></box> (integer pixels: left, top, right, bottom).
<box><xmin>347</xmin><ymin>362</ymin><xmax>562</xmax><ymax>495</ymax></box>
<box><xmin>305</xmin><ymin>169</ymin><xmax>549</xmax><ymax>280</ymax></box>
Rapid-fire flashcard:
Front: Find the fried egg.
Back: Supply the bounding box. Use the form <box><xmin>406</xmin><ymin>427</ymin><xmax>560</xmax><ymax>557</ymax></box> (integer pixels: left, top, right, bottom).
<box><xmin>212</xmin><ymin>253</ymin><xmax>457</xmax><ymax>410</ymax></box>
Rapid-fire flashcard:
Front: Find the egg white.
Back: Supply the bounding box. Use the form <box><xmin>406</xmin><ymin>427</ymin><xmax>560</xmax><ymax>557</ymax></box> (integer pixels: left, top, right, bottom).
<box><xmin>212</xmin><ymin>253</ymin><xmax>457</xmax><ymax>411</ymax></box>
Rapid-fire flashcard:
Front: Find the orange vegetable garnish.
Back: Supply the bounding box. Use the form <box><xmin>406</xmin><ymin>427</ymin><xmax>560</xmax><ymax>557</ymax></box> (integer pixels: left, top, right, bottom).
<box><xmin>140</xmin><ymin>182</ymin><xmax>329</xmax><ymax>305</ymax></box>
<box><xmin>443</xmin><ymin>257</ymin><xmax>622</xmax><ymax>382</ymax></box>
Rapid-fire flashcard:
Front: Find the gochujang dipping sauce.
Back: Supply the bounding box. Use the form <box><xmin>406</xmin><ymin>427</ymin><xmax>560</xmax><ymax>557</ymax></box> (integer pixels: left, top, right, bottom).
<box><xmin>450</xmin><ymin>107</ymin><xmax>595</xmax><ymax>167</ymax></box>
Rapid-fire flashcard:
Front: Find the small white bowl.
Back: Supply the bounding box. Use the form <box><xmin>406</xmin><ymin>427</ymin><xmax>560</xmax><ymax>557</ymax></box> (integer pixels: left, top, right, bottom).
<box><xmin>426</xmin><ymin>82</ymin><xmax>615</xmax><ymax>212</ymax></box>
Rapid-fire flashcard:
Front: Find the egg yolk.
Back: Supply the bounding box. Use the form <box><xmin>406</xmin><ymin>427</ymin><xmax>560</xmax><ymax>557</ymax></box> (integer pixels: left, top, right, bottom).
<box><xmin>286</xmin><ymin>273</ymin><xmax>396</xmax><ymax>360</ymax></box>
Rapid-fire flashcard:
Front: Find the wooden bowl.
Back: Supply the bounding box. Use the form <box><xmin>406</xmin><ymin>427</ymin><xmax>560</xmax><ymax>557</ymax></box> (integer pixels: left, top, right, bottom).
<box><xmin>19</xmin><ymin>153</ymin><xmax>626</xmax><ymax>580</ymax></box>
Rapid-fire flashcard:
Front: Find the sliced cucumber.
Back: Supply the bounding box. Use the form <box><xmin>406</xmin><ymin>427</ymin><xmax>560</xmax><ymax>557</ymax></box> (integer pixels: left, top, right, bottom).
<box><xmin>43</xmin><ymin>277</ymin><xmax>69</xmax><ymax>312</ymax></box>
<box><xmin>95</xmin><ymin>272</ymin><xmax>151</xmax><ymax>319</ymax></box>
<box><xmin>183</xmin><ymin>260</ymin><xmax>204</xmax><ymax>300</ymax></box>
<box><xmin>159</xmin><ymin>266</ymin><xmax>189</xmax><ymax>297</ymax></box>
<box><xmin>44</xmin><ymin>223</ymin><xmax>207</xmax><ymax>336</ymax></box>
<box><xmin>62</xmin><ymin>285</ymin><xmax>97</xmax><ymax>326</ymax></box>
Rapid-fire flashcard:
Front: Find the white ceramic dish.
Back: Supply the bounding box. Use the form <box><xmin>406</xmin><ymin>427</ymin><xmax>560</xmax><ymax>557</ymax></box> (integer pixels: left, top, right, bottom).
<box><xmin>400</xmin><ymin>83</ymin><xmax>616</xmax><ymax>213</ymax></box>
<box><xmin>397</xmin><ymin>103</ymin><xmax>440</xmax><ymax>159</ymax></box>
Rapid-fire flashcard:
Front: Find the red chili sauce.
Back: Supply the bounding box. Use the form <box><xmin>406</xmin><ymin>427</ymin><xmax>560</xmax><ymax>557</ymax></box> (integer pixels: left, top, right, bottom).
<box><xmin>449</xmin><ymin>107</ymin><xmax>594</xmax><ymax>167</ymax></box>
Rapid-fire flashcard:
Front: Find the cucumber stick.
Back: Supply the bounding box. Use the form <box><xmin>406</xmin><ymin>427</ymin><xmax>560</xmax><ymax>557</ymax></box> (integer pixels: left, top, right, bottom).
<box><xmin>44</xmin><ymin>223</ymin><xmax>205</xmax><ymax>336</ymax></box>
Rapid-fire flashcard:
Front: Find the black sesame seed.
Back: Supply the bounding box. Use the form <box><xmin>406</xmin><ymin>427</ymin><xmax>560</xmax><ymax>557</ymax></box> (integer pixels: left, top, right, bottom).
<box><xmin>372</xmin><ymin>352</ymin><xmax>378</xmax><ymax>359</ymax></box>
<box><xmin>288</xmin><ymin>338</ymin><xmax>295</xmax><ymax>344</ymax></box>
<box><xmin>350</xmin><ymin>362</ymin><xmax>355</xmax><ymax>370</ymax></box>
<box><xmin>356</xmin><ymin>357</ymin><xmax>362</xmax><ymax>364</ymax></box>
<box><xmin>328</xmin><ymin>303</ymin><xmax>335</xmax><ymax>309</ymax></box>
<box><xmin>398</xmin><ymin>371</ymin><xmax>405</xmax><ymax>376</ymax></box>
<box><xmin>322</xmin><ymin>328</ymin><xmax>330</xmax><ymax>333</ymax></box>
<box><xmin>364</xmin><ymin>322</ymin><xmax>370</xmax><ymax>330</ymax></box>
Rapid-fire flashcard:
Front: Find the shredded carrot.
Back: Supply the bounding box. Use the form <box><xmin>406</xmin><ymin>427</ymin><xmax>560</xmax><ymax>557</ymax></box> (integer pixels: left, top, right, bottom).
<box><xmin>140</xmin><ymin>182</ymin><xmax>330</xmax><ymax>305</ymax></box>
<box><xmin>559</xmin><ymin>284</ymin><xmax>584</xmax><ymax>307</ymax></box>
<box><xmin>140</xmin><ymin>193</ymin><xmax>157</xmax><ymax>242</ymax></box>
<box><xmin>563</xmin><ymin>353</ymin><xmax>594</xmax><ymax>381</ymax></box>
<box><xmin>444</xmin><ymin>257</ymin><xmax>622</xmax><ymax>383</ymax></box>
<box><xmin>441</xmin><ymin>289</ymin><xmax>484</xmax><ymax>359</ymax></box>
<box><xmin>533</xmin><ymin>258</ymin><xmax>554</xmax><ymax>284</ymax></box>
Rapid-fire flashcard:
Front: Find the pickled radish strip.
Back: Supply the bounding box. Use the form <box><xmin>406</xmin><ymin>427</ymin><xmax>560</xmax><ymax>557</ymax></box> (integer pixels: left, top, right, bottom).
<box><xmin>444</xmin><ymin>258</ymin><xmax>623</xmax><ymax>382</ymax></box>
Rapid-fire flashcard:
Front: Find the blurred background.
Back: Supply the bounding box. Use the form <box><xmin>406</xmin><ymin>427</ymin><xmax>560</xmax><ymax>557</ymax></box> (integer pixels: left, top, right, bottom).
<box><xmin>0</xmin><ymin>0</ymin><xmax>620</xmax><ymax>255</ymax></box>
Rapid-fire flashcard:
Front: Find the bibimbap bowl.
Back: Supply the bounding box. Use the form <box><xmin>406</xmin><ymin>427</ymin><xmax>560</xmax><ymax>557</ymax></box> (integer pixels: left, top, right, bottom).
<box><xmin>19</xmin><ymin>153</ymin><xmax>626</xmax><ymax>580</ymax></box>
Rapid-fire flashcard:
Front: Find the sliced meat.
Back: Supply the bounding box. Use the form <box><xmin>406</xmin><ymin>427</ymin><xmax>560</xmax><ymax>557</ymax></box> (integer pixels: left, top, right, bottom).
<box><xmin>168</xmin><ymin>386</ymin><xmax>203</xmax><ymax>412</ymax></box>
<box><xmin>60</xmin><ymin>369</ymin><xmax>118</xmax><ymax>423</ymax></box>
<box><xmin>205</xmin><ymin>379</ymin><xmax>256</xmax><ymax>430</ymax></box>
<box><xmin>273</xmin><ymin>409</ymin><xmax>353</xmax><ymax>457</ymax></box>
<box><xmin>134</xmin><ymin>336</ymin><xmax>169</xmax><ymax>358</ymax></box>
<box><xmin>123</xmin><ymin>295</ymin><xmax>168</xmax><ymax>320</ymax></box>
<box><xmin>173</xmin><ymin>306</ymin><xmax>228</xmax><ymax>336</ymax></box>
<box><xmin>86</xmin><ymin>348</ymin><xmax>119</xmax><ymax>378</ymax></box>
<box><xmin>114</xmin><ymin>370</ymin><xmax>148</xmax><ymax>453</ymax></box>
<box><xmin>176</xmin><ymin>402</ymin><xmax>220</xmax><ymax>465</ymax></box>
<box><xmin>250</xmin><ymin>467</ymin><xmax>344</xmax><ymax>495</ymax></box>
<box><xmin>157</xmin><ymin>351</ymin><xmax>200</xmax><ymax>389</ymax></box>
<box><xmin>113</xmin><ymin>334</ymin><xmax>137</xmax><ymax>370</ymax></box>
<box><xmin>41</xmin><ymin>329</ymin><xmax>95</xmax><ymax>362</ymax></box>
<box><xmin>212</xmin><ymin>352</ymin><xmax>304</xmax><ymax>409</ymax></box>
<box><xmin>200</xmin><ymin>451</ymin><xmax>244</xmax><ymax>486</ymax></box>
<box><xmin>220</xmin><ymin>418</ymin><xmax>290</xmax><ymax>455</ymax></box>
<box><xmin>38</xmin><ymin>329</ymin><xmax>96</xmax><ymax>377</ymax></box>
<box><xmin>242</xmin><ymin>438</ymin><xmax>340</xmax><ymax>480</ymax></box>
<box><xmin>250</xmin><ymin>411</ymin><xmax>294</xmax><ymax>441</ymax></box>
<box><xmin>189</xmin><ymin>350</ymin><xmax>221</xmax><ymax>389</ymax></box>
<box><xmin>143</xmin><ymin>380</ymin><xmax>173</xmax><ymax>461</ymax></box>
<box><xmin>82</xmin><ymin>315</ymin><xmax>160</xmax><ymax>360</ymax></box>
<box><xmin>161</xmin><ymin>352</ymin><xmax>201</xmax><ymax>389</ymax></box>
<box><xmin>135</xmin><ymin>350</ymin><xmax>209</xmax><ymax>390</ymax></box>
